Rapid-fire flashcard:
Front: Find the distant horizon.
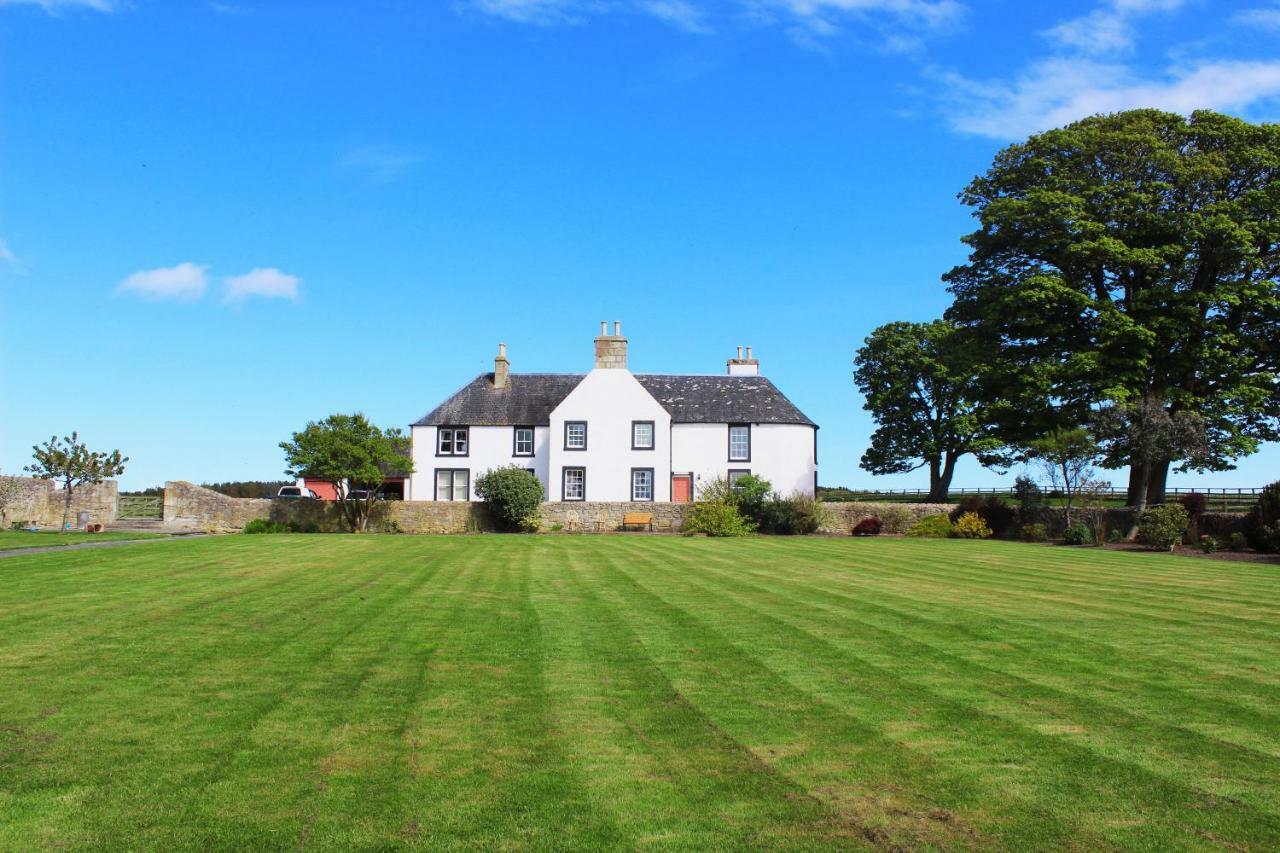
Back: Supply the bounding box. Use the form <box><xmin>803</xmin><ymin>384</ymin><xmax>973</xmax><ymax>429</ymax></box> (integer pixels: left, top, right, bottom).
<box><xmin>2</xmin><ymin>1</ymin><xmax>1278</xmax><ymax>491</ymax></box>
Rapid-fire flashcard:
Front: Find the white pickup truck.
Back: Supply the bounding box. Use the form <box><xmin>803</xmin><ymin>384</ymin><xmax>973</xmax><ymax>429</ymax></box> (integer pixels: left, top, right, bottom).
<box><xmin>276</xmin><ymin>486</ymin><xmax>318</xmax><ymax>499</ymax></box>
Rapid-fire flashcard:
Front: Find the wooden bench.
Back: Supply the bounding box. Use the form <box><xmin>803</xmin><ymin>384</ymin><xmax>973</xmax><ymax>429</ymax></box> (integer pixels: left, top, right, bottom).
<box><xmin>621</xmin><ymin>511</ymin><xmax>654</xmax><ymax>532</ymax></box>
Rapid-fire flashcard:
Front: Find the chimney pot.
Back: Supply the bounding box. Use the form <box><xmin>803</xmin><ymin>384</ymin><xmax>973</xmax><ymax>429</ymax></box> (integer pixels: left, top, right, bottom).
<box><xmin>600</xmin><ymin>321</ymin><xmax>608</xmax><ymax>335</ymax></box>
<box><xmin>614</xmin><ymin>320</ymin><xmax>622</xmax><ymax>336</ymax></box>
<box><xmin>746</xmin><ymin>346</ymin><xmax>753</xmax><ymax>360</ymax></box>
<box><xmin>727</xmin><ymin>343</ymin><xmax>760</xmax><ymax>376</ymax></box>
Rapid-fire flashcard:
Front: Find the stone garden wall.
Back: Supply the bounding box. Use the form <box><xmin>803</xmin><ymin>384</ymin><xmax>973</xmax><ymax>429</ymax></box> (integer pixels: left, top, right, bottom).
<box><xmin>1</xmin><ymin>476</ymin><xmax>118</xmax><ymax>529</ymax></box>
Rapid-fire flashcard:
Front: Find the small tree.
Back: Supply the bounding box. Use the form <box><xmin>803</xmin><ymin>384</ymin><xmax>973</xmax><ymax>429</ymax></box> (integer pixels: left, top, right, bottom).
<box><xmin>25</xmin><ymin>433</ymin><xmax>128</xmax><ymax>533</ymax></box>
<box><xmin>1245</xmin><ymin>481</ymin><xmax>1280</xmax><ymax>554</ymax></box>
<box><xmin>475</xmin><ymin>466</ymin><xmax>544</xmax><ymax>532</ymax></box>
<box><xmin>1026</xmin><ymin>428</ymin><xmax>1098</xmax><ymax>527</ymax></box>
<box><xmin>0</xmin><ymin>470</ymin><xmax>27</xmax><ymax>526</ymax></box>
<box><xmin>279</xmin><ymin>413</ymin><xmax>413</xmax><ymax>533</ymax></box>
<box><xmin>854</xmin><ymin>320</ymin><xmax>1009</xmax><ymax>502</ymax></box>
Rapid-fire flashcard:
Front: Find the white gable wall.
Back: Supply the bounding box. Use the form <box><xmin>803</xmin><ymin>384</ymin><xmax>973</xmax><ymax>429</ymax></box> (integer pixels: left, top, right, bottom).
<box><xmin>410</xmin><ymin>424</ymin><xmax>551</xmax><ymax>501</ymax></box>
<box><xmin>671</xmin><ymin>422</ymin><xmax>816</xmax><ymax>499</ymax></box>
<box><xmin>548</xmin><ymin>369</ymin><xmax>671</xmax><ymax>501</ymax></box>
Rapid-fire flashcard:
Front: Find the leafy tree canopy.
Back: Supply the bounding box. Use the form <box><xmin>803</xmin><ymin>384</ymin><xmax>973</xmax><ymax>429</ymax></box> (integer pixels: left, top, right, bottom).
<box><xmin>854</xmin><ymin>319</ymin><xmax>1008</xmax><ymax>501</ymax></box>
<box><xmin>944</xmin><ymin>109</ymin><xmax>1280</xmax><ymax>501</ymax></box>
<box><xmin>25</xmin><ymin>432</ymin><xmax>128</xmax><ymax>533</ymax></box>
<box><xmin>279</xmin><ymin>413</ymin><xmax>412</xmax><ymax>533</ymax></box>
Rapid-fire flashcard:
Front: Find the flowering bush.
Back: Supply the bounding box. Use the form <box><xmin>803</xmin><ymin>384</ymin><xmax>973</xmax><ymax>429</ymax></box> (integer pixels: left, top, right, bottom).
<box><xmin>851</xmin><ymin>516</ymin><xmax>882</xmax><ymax>536</ymax></box>
<box><xmin>952</xmin><ymin>512</ymin><xmax>993</xmax><ymax>539</ymax></box>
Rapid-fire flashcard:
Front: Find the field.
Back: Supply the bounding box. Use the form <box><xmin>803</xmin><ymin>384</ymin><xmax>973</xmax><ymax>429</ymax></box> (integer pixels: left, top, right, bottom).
<box><xmin>0</xmin><ymin>530</ymin><xmax>166</xmax><ymax>550</ymax></box>
<box><xmin>2</xmin><ymin>535</ymin><xmax>1278</xmax><ymax>850</ymax></box>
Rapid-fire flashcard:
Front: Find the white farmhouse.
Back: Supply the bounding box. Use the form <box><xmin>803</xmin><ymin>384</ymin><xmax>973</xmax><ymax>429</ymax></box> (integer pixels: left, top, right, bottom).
<box><xmin>407</xmin><ymin>323</ymin><xmax>818</xmax><ymax>503</ymax></box>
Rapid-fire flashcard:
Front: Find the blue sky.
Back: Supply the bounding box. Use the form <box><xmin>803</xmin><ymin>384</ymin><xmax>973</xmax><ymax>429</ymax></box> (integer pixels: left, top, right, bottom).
<box><xmin>2</xmin><ymin>0</ymin><xmax>1279</xmax><ymax>492</ymax></box>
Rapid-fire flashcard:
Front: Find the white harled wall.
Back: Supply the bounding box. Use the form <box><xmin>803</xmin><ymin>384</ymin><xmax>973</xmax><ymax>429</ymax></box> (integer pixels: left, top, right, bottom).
<box><xmin>409</xmin><ymin>424</ymin><xmax>551</xmax><ymax>501</ymax></box>
<box><xmin>548</xmin><ymin>369</ymin><xmax>672</xmax><ymax>502</ymax></box>
<box><xmin>670</xmin><ymin>422</ymin><xmax>817</xmax><ymax>499</ymax></box>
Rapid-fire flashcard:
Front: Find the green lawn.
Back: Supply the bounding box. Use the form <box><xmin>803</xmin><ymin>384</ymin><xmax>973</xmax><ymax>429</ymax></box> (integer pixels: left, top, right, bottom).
<box><xmin>0</xmin><ymin>530</ymin><xmax>166</xmax><ymax>550</ymax></box>
<box><xmin>1</xmin><ymin>536</ymin><xmax>1277</xmax><ymax>850</ymax></box>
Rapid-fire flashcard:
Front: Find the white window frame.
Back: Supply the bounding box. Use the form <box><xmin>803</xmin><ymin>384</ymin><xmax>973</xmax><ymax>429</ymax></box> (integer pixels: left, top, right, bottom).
<box><xmin>437</xmin><ymin>427</ymin><xmax>469</xmax><ymax>457</ymax></box>
<box><xmin>563</xmin><ymin>467</ymin><xmax>585</xmax><ymax>501</ymax></box>
<box><xmin>728</xmin><ymin>424</ymin><xmax>750</xmax><ymax>462</ymax></box>
<box><xmin>565</xmin><ymin>421</ymin><xmax>587</xmax><ymax>450</ymax></box>
<box><xmin>434</xmin><ymin>468</ymin><xmax>470</xmax><ymax>501</ymax></box>
<box><xmin>631</xmin><ymin>468</ymin><xmax>654</xmax><ymax>502</ymax></box>
<box><xmin>513</xmin><ymin>426</ymin><xmax>534</xmax><ymax>457</ymax></box>
<box><xmin>631</xmin><ymin>420</ymin><xmax>655</xmax><ymax>450</ymax></box>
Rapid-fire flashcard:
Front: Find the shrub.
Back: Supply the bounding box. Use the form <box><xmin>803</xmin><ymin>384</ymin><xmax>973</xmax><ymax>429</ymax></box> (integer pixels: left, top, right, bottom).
<box><xmin>907</xmin><ymin>514</ymin><xmax>953</xmax><ymax>538</ymax></box>
<box><xmin>684</xmin><ymin>500</ymin><xmax>754</xmax><ymax>537</ymax></box>
<box><xmin>1019</xmin><ymin>522</ymin><xmax>1047</xmax><ymax>542</ymax></box>
<box><xmin>952</xmin><ymin>512</ymin><xmax>993</xmax><ymax>539</ymax></box>
<box><xmin>851</xmin><ymin>516</ymin><xmax>882</xmax><ymax>536</ymax></box>
<box><xmin>1013</xmin><ymin>475</ymin><xmax>1043</xmax><ymax>511</ymax></box>
<box><xmin>1061</xmin><ymin>523</ymin><xmax>1092</xmax><ymax>546</ymax></box>
<box><xmin>518</xmin><ymin>516</ymin><xmax>541</xmax><ymax>533</ymax></box>
<box><xmin>287</xmin><ymin>519</ymin><xmax>320</xmax><ymax>534</ymax></box>
<box><xmin>877</xmin><ymin>505</ymin><xmax>914</xmax><ymax>534</ymax></box>
<box><xmin>758</xmin><ymin>492</ymin><xmax>829</xmax><ymax>535</ymax></box>
<box><xmin>244</xmin><ymin>518</ymin><xmax>289</xmax><ymax>534</ymax></box>
<box><xmin>1245</xmin><ymin>481</ymin><xmax>1280</xmax><ymax>553</ymax></box>
<box><xmin>1179</xmin><ymin>492</ymin><xmax>1207</xmax><ymax>521</ymax></box>
<box><xmin>950</xmin><ymin>496</ymin><xmax>1017</xmax><ymax>539</ymax></box>
<box><xmin>1137</xmin><ymin>503</ymin><xmax>1189</xmax><ymax>551</ymax></box>
<box><xmin>1229</xmin><ymin>531</ymin><xmax>1248</xmax><ymax>552</ymax></box>
<box><xmin>474</xmin><ymin>466</ymin><xmax>544</xmax><ymax>532</ymax></box>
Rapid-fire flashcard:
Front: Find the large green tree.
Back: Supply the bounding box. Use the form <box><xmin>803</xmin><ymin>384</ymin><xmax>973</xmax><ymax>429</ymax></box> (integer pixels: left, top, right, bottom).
<box><xmin>854</xmin><ymin>320</ymin><xmax>1007</xmax><ymax>502</ymax></box>
<box><xmin>280</xmin><ymin>413</ymin><xmax>413</xmax><ymax>533</ymax></box>
<box><xmin>25</xmin><ymin>433</ymin><xmax>128</xmax><ymax>533</ymax></box>
<box><xmin>945</xmin><ymin>109</ymin><xmax>1280</xmax><ymax>506</ymax></box>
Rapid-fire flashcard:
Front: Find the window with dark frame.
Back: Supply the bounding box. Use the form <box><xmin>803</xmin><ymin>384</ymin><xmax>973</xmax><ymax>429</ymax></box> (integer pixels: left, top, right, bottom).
<box><xmin>434</xmin><ymin>468</ymin><xmax>470</xmax><ymax>501</ymax></box>
<box><xmin>513</xmin><ymin>426</ymin><xmax>534</xmax><ymax>456</ymax></box>
<box><xmin>728</xmin><ymin>469</ymin><xmax>751</xmax><ymax>490</ymax></box>
<box><xmin>631</xmin><ymin>420</ymin><xmax>655</xmax><ymax>450</ymax></box>
<box><xmin>563</xmin><ymin>467</ymin><xmax>586</xmax><ymax>501</ymax></box>
<box><xmin>728</xmin><ymin>424</ymin><xmax>750</xmax><ymax>461</ymax></box>
<box><xmin>564</xmin><ymin>421</ymin><xmax>587</xmax><ymax>450</ymax></box>
<box><xmin>631</xmin><ymin>468</ymin><xmax>654</xmax><ymax>501</ymax></box>
<box><xmin>437</xmin><ymin>427</ymin><xmax>469</xmax><ymax>456</ymax></box>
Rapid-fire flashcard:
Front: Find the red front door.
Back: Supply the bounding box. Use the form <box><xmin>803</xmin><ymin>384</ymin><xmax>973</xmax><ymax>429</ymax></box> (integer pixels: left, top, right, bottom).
<box><xmin>672</xmin><ymin>475</ymin><xmax>692</xmax><ymax>504</ymax></box>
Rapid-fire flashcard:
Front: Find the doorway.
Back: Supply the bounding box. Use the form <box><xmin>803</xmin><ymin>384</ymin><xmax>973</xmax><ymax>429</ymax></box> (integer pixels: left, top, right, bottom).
<box><xmin>671</xmin><ymin>474</ymin><xmax>692</xmax><ymax>504</ymax></box>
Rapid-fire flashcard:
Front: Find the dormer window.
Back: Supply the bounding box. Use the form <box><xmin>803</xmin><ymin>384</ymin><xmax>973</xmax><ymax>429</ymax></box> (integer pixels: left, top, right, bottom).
<box><xmin>437</xmin><ymin>427</ymin><xmax>469</xmax><ymax>456</ymax></box>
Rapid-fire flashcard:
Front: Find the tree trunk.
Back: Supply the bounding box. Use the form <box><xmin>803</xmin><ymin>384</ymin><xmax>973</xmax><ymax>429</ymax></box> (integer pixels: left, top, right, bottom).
<box><xmin>1125</xmin><ymin>461</ymin><xmax>1150</xmax><ymax>539</ymax></box>
<box><xmin>1145</xmin><ymin>458</ymin><xmax>1171</xmax><ymax>507</ymax></box>
<box><xmin>927</xmin><ymin>456</ymin><xmax>956</xmax><ymax>503</ymax></box>
<box><xmin>61</xmin><ymin>486</ymin><xmax>73</xmax><ymax>534</ymax></box>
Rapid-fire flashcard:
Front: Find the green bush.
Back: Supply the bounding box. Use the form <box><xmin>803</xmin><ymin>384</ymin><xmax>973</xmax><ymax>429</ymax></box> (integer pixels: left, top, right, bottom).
<box><xmin>1137</xmin><ymin>503</ymin><xmax>1189</xmax><ymax>551</ymax></box>
<box><xmin>683</xmin><ymin>500</ymin><xmax>754</xmax><ymax>537</ymax></box>
<box><xmin>474</xmin><ymin>466</ymin><xmax>544</xmax><ymax>532</ymax></box>
<box><xmin>244</xmin><ymin>518</ymin><xmax>289</xmax><ymax>534</ymax></box>
<box><xmin>906</xmin><ymin>514</ymin><xmax>953</xmax><ymax>538</ymax></box>
<box><xmin>877</xmin><ymin>504</ymin><xmax>915</xmax><ymax>534</ymax></box>
<box><xmin>1229</xmin><ymin>531</ymin><xmax>1248</xmax><ymax>552</ymax></box>
<box><xmin>950</xmin><ymin>496</ymin><xmax>1017</xmax><ymax>538</ymax></box>
<box><xmin>1061</xmin><ymin>523</ymin><xmax>1092</xmax><ymax>545</ymax></box>
<box><xmin>758</xmin><ymin>492</ymin><xmax>830</xmax><ymax>535</ymax></box>
<box><xmin>1245</xmin><ymin>481</ymin><xmax>1280</xmax><ymax>553</ymax></box>
<box><xmin>952</xmin><ymin>512</ymin><xmax>993</xmax><ymax>539</ymax></box>
<box><xmin>1019</xmin><ymin>522</ymin><xmax>1048</xmax><ymax>542</ymax></box>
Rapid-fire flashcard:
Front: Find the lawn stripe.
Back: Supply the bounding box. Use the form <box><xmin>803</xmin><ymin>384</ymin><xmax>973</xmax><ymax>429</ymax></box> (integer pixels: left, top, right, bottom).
<box><xmin>608</xmin><ymin>538</ymin><xmax>1280</xmax><ymax>849</ymax></box>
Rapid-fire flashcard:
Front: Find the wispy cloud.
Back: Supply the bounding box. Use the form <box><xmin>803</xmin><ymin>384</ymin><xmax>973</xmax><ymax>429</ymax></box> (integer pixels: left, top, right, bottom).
<box><xmin>0</xmin><ymin>238</ymin><xmax>16</xmax><ymax>265</ymax></box>
<box><xmin>223</xmin><ymin>267</ymin><xmax>300</xmax><ymax>303</ymax></box>
<box><xmin>117</xmin><ymin>262</ymin><xmax>209</xmax><ymax>301</ymax></box>
<box><xmin>1043</xmin><ymin>0</ymin><xmax>1184</xmax><ymax>55</ymax></box>
<box><xmin>463</xmin><ymin>0</ymin><xmax>959</xmax><ymax>43</ymax></box>
<box><xmin>936</xmin><ymin>58</ymin><xmax>1280</xmax><ymax>139</ymax></box>
<box><xmin>339</xmin><ymin>146</ymin><xmax>425</xmax><ymax>184</ymax></box>
<box><xmin>0</xmin><ymin>0</ymin><xmax>119</xmax><ymax>11</ymax></box>
<box><xmin>1233</xmin><ymin>3</ymin><xmax>1280</xmax><ymax>31</ymax></box>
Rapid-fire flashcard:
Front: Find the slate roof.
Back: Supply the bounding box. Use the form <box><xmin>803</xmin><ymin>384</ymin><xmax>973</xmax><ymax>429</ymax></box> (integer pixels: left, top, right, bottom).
<box><xmin>414</xmin><ymin>372</ymin><xmax>816</xmax><ymax>428</ymax></box>
<box><xmin>636</xmin><ymin>375</ymin><xmax>816</xmax><ymax>427</ymax></box>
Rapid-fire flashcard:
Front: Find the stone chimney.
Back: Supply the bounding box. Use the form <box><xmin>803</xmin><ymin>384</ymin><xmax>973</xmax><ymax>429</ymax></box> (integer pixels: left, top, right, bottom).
<box><xmin>594</xmin><ymin>320</ymin><xmax>628</xmax><ymax>369</ymax></box>
<box><xmin>727</xmin><ymin>344</ymin><xmax>759</xmax><ymax>376</ymax></box>
<box><xmin>493</xmin><ymin>342</ymin><xmax>510</xmax><ymax>389</ymax></box>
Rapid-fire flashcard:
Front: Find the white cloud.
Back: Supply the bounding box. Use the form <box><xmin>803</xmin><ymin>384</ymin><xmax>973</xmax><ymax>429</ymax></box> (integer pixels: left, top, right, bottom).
<box><xmin>0</xmin><ymin>0</ymin><xmax>119</xmax><ymax>11</ymax></box>
<box><xmin>1233</xmin><ymin>4</ymin><xmax>1280</xmax><ymax>31</ymax></box>
<box><xmin>117</xmin><ymin>263</ymin><xmax>209</xmax><ymax>301</ymax></box>
<box><xmin>1043</xmin><ymin>0</ymin><xmax>1184</xmax><ymax>55</ymax></box>
<box><xmin>0</xmin><ymin>238</ymin><xmax>15</xmax><ymax>265</ymax></box>
<box><xmin>223</xmin><ymin>267</ymin><xmax>300</xmax><ymax>303</ymax></box>
<box><xmin>937</xmin><ymin>58</ymin><xmax>1280</xmax><ymax>139</ymax></box>
<box><xmin>464</xmin><ymin>0</ymin><xmax>959</xmax><ymax>41</ymax></box>
<box><xmin>339</xmin><ymin>146</ymin><xmax>425</xmax><ymax>184</ymax></box>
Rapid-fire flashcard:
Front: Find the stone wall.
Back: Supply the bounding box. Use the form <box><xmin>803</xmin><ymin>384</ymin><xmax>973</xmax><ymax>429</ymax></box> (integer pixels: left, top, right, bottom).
<box><xmin>163</xmin><ymin>481</ymin><xmax>273</xmax><ymax>532</ymax></box>
<box><xmin>820</xmin><ymin>501</ymin><xmax>956</xmax><ymax>534</ymax></box>
<box><xmin>538</xmin><ymin>501</ymin><xmax>686</xmax><ymax>532</ymax></box>
<box><xmin>1</xmin><ymin>476</ymin><xmax>118</xmax><ymax>529</ymax></box>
